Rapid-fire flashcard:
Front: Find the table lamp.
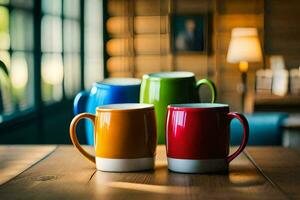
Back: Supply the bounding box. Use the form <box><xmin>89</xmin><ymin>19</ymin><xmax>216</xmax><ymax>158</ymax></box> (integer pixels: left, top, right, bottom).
<box><xmin>227</xmin><ymin>27</ymin><xmax>262</xmax><ymax>111</ymax></box>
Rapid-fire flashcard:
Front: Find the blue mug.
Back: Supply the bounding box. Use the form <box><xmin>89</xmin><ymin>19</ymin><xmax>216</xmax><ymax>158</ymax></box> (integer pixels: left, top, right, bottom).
<box><xmin>73</xmin><ymin>78</ymin><xmax>141</xmax><ymax>145</ymax></box>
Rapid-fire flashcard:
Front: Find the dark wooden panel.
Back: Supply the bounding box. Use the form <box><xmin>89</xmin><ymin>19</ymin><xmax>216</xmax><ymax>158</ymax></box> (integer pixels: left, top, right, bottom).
<box><xmin>265</xmin><ymin>0</ymin><xmax>300</xmax><ymax>68</ymax></box>
<box><xmin>217</xmin><ymin>0</ymin><xmax>264</xmax><ymax>14</ymax></box>
<box><xmin>175</xmin><ymin>0</ymin><xmax>214</xmax><ymax>14</ymax></box>
<box><xmin>217</xmin><ymin>14</ymin><xmax>264</xmax><ymax>33</ymax></box>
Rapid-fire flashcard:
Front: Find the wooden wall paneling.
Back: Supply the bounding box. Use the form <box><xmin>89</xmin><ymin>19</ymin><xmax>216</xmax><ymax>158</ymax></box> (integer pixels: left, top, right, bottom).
<box><xmin>134</xmin><ymin>34</ymin><xmax>170</xmax><ymax>55</ymax></box>
<box><xmin>215</xmin><ymin>0</ymin><xmax>264</xmax><ymax>111</ymax></box>
<box><xmin>175</xmin><ymin>54</ymin><xmax>209</xmax><ymax>76</ymax></box>
<box><xmin>106</xmin><ymin>0</ymin><xmax>216</xmax><ymax>78</ymax></box>
<box><xmin>207</xmin><ymin>1</ymin><xmax>217</xmax><ymax>82</ymax></box>
<box><xmin>159</xmin><ymin>0</ymin><xmax>171</xmax><ymax>72</ymax></box>
<box><xmin>175</xmin><ymin>0</ymin><xmax>213</xmax><ymax>14</ymax></box>
<box><xmin>219</xmin><ymin>72</ymin><xmax>241</xmax><ymax>93</ymax></box>
<box><xmin>107</xmin><ymin>72</ymin><xmax>134</xmax><ymax>77</ymax></box>
<box><xmin>213</xmin><ymin>0</ymin><xmax>221</xmax><ymax>92</ymax></box>
<box><xmin>217</xmin><ymin>0</ymin><xmax>264</xmax><ymax>14</ymax></box>
<box><xmin>106</xmin><ymin>16</ymin><xmax>130</xmax><ymax>36</ymax></box>
<box><xmin>134</xmin><ymin>16</ymin><xmax>168</xmax><ymax>34</ymax></box>
<box><xmin>129</xmin><ymin>0</ymin><xmax>136</xmax><ymax>77</ymax></box>
<box><xmin>221</xmin><ymin>93</ymin><xmax>242</xmax><ymax>111</ymax></box>
<box><xmin>106</xmin><ymin>38</ymin><xmax>131</xmax><ymax>56</ymax></box>
<box><xmin>108</xmin><ymin>0</ymin><xmax>130</xmax><ymax>16</ymax></box>
<box><xmin>217</xmin><ymin>14</ymin><xmax>264</xmax><ymax>33</ymax></box>
<box><xmin>107</xmin><ymin>56</ymin><xmax>132</xmax><ymax>74</ymax></box>
<box><xmin>266</xmin><ymin>35</ymin><xmax>300</xmax><ymax>54</ymax></box>
<box><xmin>265</xmin><ymin>0</ymin><xmax>300</xmax><ymax>69</ymax></box>
<box><xmin>135</xmin><ymin>55</ymin><xmax>172</xmax><ymax>74</ymax></box>
<box><xmin>134</xmin><ymin>0</ymin><xmax>169</xmax><ymax>16</ymax></box>
<box><xmin>172</xmin><ymin>0</ymin><xmax>213</xmax><ymax>78</ymax></box>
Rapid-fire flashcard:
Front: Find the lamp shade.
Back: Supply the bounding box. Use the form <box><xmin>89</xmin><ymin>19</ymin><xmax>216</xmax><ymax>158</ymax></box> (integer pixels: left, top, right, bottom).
<box><xmin>227</xmin><ymin>28</ymin><xmax>262</xmax><ymax>63</ymax></box>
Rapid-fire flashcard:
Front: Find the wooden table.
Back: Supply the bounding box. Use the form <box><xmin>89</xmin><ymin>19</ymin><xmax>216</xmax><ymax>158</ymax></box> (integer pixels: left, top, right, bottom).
<box><xmin>0</xmin><ymin>145</ymin><xmax>299</xmax><ymax>200</ymax></box>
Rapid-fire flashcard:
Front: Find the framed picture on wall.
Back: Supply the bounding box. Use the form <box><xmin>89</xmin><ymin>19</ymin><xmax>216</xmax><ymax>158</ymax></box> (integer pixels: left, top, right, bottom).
<box><xmin>171</xmin><ymin>15</ymin><xmax>208</xmax><ymax>53</ymax></box>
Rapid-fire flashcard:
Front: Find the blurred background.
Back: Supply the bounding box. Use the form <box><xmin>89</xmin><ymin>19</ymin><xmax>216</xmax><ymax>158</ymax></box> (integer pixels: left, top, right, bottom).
<box><xmin>0</xmin><ymin>0</ymin><xmax>300</xmax><ymax>149</ymax></box>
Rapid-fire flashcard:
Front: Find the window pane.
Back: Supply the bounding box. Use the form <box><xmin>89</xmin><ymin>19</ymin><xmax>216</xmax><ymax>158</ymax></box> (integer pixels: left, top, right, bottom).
<box><xmin>11</xmin><ymin>52</ymin><xmax>34</xmax><ymax>110</ymax></box>
<box><xmin>64</xmin><ymin>19</ymin><xmax>80</xmax><ymax>53</ymax></box>
<box><xmin>84</xmin><ymin>0</ymin><xmax>104</xmax><ymax>89</ymax></box>
<box><xmin>41</xmin><ymin>53</ymin><xmax>63</xmax><ymax>103</ymax></box>
<box><xmin>0</xmin><ymin>50</ymin><xmax>10</xmax><ymax>68</ymax></box>
<box><xmin>41</xmin><ymin>16</ymin><xmax>62</xmax><ymax>53</ymax></box>
<box><xmin>42</xmin><ymin>0</ymin><xmax>62</xmax><ymax>15</ymax></box>
<box><xmin>11</xmin><ymin>10</ymin><xmax>34</xmax><ymax>51</ymax></box>
<box><xmin>0</xmin><ymin>51</ymin><xmax>34</xmax><ymax>119</ymax></box>
<box><xmin>0</xmin><ymin>51</ymin><xmax>13</xmax><ymax>116</ymax></box>
<box><xmin>0</xmin><ymin>0</ymin><xmax>9</xmax><ymax>4</ymax></box>
<box><xmin>0</xmin><ymin>0</ymin><xmax>9</xmax><ymax>5</ymax></box>
<box><xmin>64</xmin><ymin>53</ymin><xmax>80</xmax><ymax>98</ymax></box>
<box><xmin>11</xmin><ymin>0</ymin><xmax>34</xmax><ymax>9</ymax></box>
<box><xmin>0</xmin><ymin>76</ymin><xmax>14</xmax><ymax>117</ymax></box>
<box><xmin>0</xmin><ymin>6</ymin><xmax>10</xmax><ymax>50</ymax></box>
<box><xmin>64</xmin><ymin>0</ymin><xmax>80</xmax><ymax>19</ymax></box>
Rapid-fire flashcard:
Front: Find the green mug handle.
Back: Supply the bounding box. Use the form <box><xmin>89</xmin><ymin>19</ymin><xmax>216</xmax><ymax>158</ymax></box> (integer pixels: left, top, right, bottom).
<box><xmin>196</xmin><ymin>79</ymin><xmax>217</xmax><ymax>103</ymax></box>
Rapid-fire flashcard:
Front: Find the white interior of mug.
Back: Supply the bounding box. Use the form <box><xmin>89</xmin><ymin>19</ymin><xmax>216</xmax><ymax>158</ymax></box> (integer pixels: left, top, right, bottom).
<box><xmin>100</xmin><ymin>78</ymin><xmax>141</xmax><ymax>85</ymax></box>
<box><xmin>97</xmin><ymin>103</ymin><xmax>153</xmax><ymax>110</ymax></box>
<box><xmin>148</xmin><ymin>71</ymin><xmax>194</xmax><ymax>78</ymax></box>
<box><xmin>169</xmin><ymin>103</ymin><xmax>229</xmax><ymax>108</ymax></box>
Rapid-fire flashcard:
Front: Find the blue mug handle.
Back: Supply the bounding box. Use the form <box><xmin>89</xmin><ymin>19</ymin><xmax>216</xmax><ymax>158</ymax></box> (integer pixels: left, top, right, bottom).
<box><xmin>73</xmin><ymin>91</ymin><xmax>89</xmax><ymax>115</ymax></box>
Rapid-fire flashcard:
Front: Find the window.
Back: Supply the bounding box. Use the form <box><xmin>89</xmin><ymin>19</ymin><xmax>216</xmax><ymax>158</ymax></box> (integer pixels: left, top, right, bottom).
<box><xmin>0</xmin><ymin>0</ymin><xmax>35</xmax><ymax>121</ymax></box>
<box><xmin>0</xmin><ymin>0</ymin><xmax>105</xmax><ymax>123</ymax></box>
<box><xmin>84</xmin><ymin>0</ymin><xmax>104</xmax><ymax>89</ymax></box>
<box><xmin>41</xmin><ymin>0</ymin><xmax>81</xmax><ymax>103</ymax></box>
<box><xmin>63</xmin><ymin>0</ymin><xmax>81</xmax><ymax>97</ymax></box>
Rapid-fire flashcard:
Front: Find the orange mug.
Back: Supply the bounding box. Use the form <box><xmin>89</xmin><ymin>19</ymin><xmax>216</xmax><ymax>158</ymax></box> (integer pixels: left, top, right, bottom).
<box><xmin>69</xmin><ymin>103</ymin><xmax>157</xmax><ymax>172</ymax></box>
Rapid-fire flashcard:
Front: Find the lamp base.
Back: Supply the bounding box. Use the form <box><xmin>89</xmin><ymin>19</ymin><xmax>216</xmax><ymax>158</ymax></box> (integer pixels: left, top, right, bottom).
<box><xmin>241</xmin><ymin>71</ymin><xmax>247</xmax><ymax>112</ymax></box>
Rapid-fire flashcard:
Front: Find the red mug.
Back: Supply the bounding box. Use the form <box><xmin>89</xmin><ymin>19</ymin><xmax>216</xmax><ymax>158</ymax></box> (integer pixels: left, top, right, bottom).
<box><xmin>166</xmin><ymin>103</ymin><xmax>249</xmax><ymax>173</ymax></box>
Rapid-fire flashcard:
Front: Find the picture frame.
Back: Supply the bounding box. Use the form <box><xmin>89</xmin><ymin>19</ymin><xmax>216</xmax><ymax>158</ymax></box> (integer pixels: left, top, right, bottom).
<box><xmin>171</xmin><ymin>14</ymin><xmax>208</xmax><ymax>54</ymax></box>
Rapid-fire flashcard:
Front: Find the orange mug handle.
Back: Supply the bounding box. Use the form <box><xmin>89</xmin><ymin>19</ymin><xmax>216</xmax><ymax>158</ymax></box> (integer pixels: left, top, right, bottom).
<box><xmin>69</xmin><ymin>113</ymin><xmax>96</xmax><ymax>164</ymax></box>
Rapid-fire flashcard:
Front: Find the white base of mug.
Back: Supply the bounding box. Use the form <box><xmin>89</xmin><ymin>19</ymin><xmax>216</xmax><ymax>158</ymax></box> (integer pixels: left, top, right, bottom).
<box><xmin>96</xmin><ymin>157</ymin><xmax>154</xmax><ymax>172</ymax></box>
<box><xmin>167</xmin><ymin>157</ymin><xmax>228</xmax><ymax>173</ymax></box>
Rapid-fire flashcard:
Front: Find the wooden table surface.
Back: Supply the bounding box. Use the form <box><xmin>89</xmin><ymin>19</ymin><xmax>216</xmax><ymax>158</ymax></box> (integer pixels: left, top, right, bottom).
<box><xmin>0</xmin><ymin>145</ymin><xmax>299</xmax><ymax>200</ymax></box>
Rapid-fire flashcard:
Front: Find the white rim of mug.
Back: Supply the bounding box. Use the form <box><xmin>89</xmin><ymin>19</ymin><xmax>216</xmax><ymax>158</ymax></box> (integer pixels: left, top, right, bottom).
<box><xmin>96</xmin><ymin>103</ymin><xmax>154</xmax><ymax>112</ymax></box>
<box><xmin>168</xmin><ymin>103</ymin><xmax>229</xmax><ymax>110</ymax></box>
<box><xmin>95</xmin><ymin>78</ymin><xmax>141</xmax><ymax>86</ymax></box>
<box><xmin>143</xmin><ymin>71</ymin><xmax>195</xmax><ymax>80</ymax></box>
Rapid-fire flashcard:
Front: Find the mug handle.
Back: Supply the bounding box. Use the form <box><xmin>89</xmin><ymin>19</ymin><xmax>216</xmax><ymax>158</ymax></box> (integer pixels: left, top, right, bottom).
<box><xmin>226</xmin><ymin>112</ymin><xmax>249</xmax><ymax>163</ymax></box>
<box><xmin>196</xmin><ymin>79</ymin><xmax>217</xmax><ymax>103</ymax></box>
<box><xmin>73</xmin><ymin>91</ymin><xmax>89</xmax><ymax>115</ymax></box>
<box><xmin>69</xmin><ymin>113</ymin><xmax>96</xmax><ymax>164</ymax></box>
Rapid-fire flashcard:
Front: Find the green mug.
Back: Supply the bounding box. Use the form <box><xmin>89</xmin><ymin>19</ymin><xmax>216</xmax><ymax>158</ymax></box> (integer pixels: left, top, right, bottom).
<box><xmin>140</xmin><ymin>71</ymin><xmax>217</xmax><ymax>144</ymax></box>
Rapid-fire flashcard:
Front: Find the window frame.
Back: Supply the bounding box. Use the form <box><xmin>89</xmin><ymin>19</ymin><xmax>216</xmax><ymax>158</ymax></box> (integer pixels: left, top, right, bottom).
<box><xmin>0</xmin><ymin>0</ymin><xmax>106</xmax><ymax>142</ymax></box>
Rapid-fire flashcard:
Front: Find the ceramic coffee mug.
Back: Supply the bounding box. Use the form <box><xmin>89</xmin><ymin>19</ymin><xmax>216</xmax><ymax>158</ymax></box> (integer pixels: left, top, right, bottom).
<box><xmin>70</xmin><ymin>103</ymin><xmax>157</xmax><ymax>172</ymax></box>
<box><xmin>140</xmin><ymin>71</ymin><xmax>217</xmax><ymax>144</ymax></box>
<box><xmin>73</xmin><ymin>78</ymin><xmax>141</xmax><ymax>145</ymax></box>
<box><xmin>166</xmin><ymin>103</ymin><xmax>249</xmax><ymax>173</ymax></box>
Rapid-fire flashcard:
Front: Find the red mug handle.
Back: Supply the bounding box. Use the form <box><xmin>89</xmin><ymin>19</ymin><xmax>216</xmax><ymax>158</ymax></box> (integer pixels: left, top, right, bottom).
<box><xmin>226</xmin><ymin>112</ymin><xmax>249</xmax><ymax>163</ymax></box>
